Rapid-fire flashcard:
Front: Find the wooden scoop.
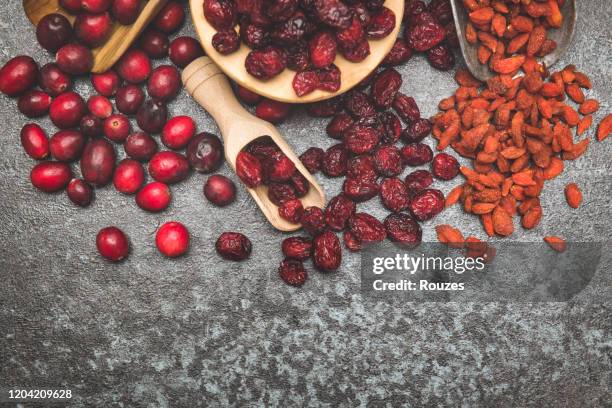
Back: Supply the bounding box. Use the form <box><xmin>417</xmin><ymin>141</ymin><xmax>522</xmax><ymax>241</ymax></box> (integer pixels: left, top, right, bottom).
<box><xmin>182</xmin><ymin>57</ymin><xmax>326</xmax><ymax>232</ymax></box>
<box><xmin>23</xmin><ymin>0</ymin><xmax>169</xmax><ymax>73</ymax></box>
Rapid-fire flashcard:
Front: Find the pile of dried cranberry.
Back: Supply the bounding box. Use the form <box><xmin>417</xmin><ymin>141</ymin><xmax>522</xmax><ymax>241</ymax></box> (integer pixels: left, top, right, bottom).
<box><xmin>203</xmin><ymin>0</ymin><xmax>399</xmax><ymax>96</ymax></box>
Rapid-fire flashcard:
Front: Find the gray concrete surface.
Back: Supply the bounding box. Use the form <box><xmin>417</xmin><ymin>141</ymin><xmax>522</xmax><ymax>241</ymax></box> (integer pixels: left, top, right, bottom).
<box><xmin>0</xmin><ymin>1</ymin><xmax>610</xmax><ymax>406</ymax></box>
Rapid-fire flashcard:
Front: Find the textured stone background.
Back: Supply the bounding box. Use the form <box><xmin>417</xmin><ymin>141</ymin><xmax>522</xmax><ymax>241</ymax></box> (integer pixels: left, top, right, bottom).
<box><xmin>0</xmin><ymin>1</ymin><xmax>610</xmax><ymax>406</ymax></box>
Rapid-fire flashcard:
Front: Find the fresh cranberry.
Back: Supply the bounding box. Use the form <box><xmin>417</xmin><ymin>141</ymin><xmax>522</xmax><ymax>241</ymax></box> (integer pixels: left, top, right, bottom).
<box><xmin>81</xmin><ymin>0</ymin><xmax>112</xmax><ymax>13</ymax></box>
<box><xmin>216</xmin><ymin>232</ymin><xmax>251</xmax><ymax>261</ymax></box>
<box><xmin>39</xmin><ymin>63</ymin><xmax>71</xmax><ymax>96</ymax></box>
<box><xmin>186</xmin><ymin>132</ymin><xmax>224</xmax><ymax>173</ymax></box>
<box><xmin>325</xmin><ymin>194</ymin><xmax>356</xmax><ymax>231</ymax></box>
<box><xmin>136</xmin><ymin>99</ymin><xmax>168</xmax><ymax>133</ymax></box>
<box><xmin>18</xmin><ymin>90</ymin><xmax>52</xmax><ymax>118</ymax></box>
<box><xmin>299</xmin><ymin>147</ymin><xmax>324</xmax><ymax>174</ymax></box>
<box><xmin>21</xmin><ymin>124</ymin><xmax>50</xmax><ymax>160</ymax></box>
<box><xmin>255</xmin><ymin>99</ymin><xmax>292</xmax><ymax>123</ymax></box>
<box><xmin>112</xmin><ymin>0</ymin><xmax>140</xmax><ymax>24</ymax></box>
<box><xmin>56</xmin><ymin>43</ymin><xmax>93</xmax><ymax>75</ymax></box>
<box><xmin>87</xmin><ymin>95</ymin><xmax>113</xmax><ymax>118</ymax></box>
<box><xmin>139</xmin><ymin>29</ymin><xmax>170</xmax><ymax>59</ymax></box>
<box><xmin>0</xmin><ymin>56</ymin><xmax>39</xmax><ymax>97</ymax></box>
<box><xmin>301</xmin><ymin>206</ymin><xmax>326</xmax><ymax>236</ymax></box>
<box><xmin>59</xmin><ymin>0</ymin><xmax>81</xmax><ymax>13</ymax></box>
<box><xmin>156</xmin><ymin>221</ymin><xmax>190</xmax><ymax>257</ymax></box>
<box><xmin>74</xmin><ymin>12</ymin><xmax>113</xmax><ymax>47</ymax></box>
<box><xmin>278</xmin><ymin>259</ymin><xmax>307</xmax><ymax>287</ymax></box>
<box><xmin>36</xmin><ymin>13</ymin><xmax>73</xmax><ymax>52</ymax></box>
<box><xmin>50</xmin><ymin>130</ymin><xmax>85</xmax><ymax>162</ymax></box>
<box><xmin>169</xmin><ymin>36</ymin><xmax>204</xmax><ymax>68</ymax></box>
<box><xmin>30</xmin><ymin>161</ymin><xmax>72</xmax><ymax>192</ymax></box>
<box><xmin>409</xmin><ymin>188</ymin><xmax>444</xmax><ymax>221</ymax></box>
<box><xmin>96</xmin><ymin>227</ymin><xmax>129</xmax><ymax>262</ymax></box>
<box><xmin>91</xmin><ymin>70</ymin><xmax>121</xmax><ymax>96</ymax></box>
<box><xmin>116</xmin><ymin>49</ymin><xmax>151</xmax><ymax>83</ymax></box>
<box><xmin>236</xmin><ymin>85</ymin><xmax>262</xmax><ymax>105</ymax></box>
<box><xmin>115</xmin><ymin>84</ymin><xmax>145</xmax><ymax>114</ymax></box>
<box><xmin>153</xmin><ymin>1</ymin><xmax>185</xmax><ymax>33</ymax></box>
<box><xmin>281</xmin><ymin>236</ymin><xmax>312</xmax><ymax>260</ymax></box>
<box><xmin>80</xmin><ymin>114</ymin><xmax>103</xmax><ymax>138</ymax></box>
<box><xmin>124</xmin><ymin>131</ymin><xmax>158</xmax><ymax>161</ymax></box>
<box><xmin>113</xmin><ymin>158</ymin><xmax>145</xmax><ymax>194</ymax></box>
<box><xmin>384</xmin><ymin>213</ymin><xmax>422</xmax><ymax>247</ymax></box>
<box><xmin>148</xmin><ymin>151</ymin><xmax>190</xmax><ymax>184</ymax></box>
<box><xmin>136</xmin><ymin>181</ymin><xmax>171</xmax><ymax>212</ymax></box>
<box><xmin>236</xmin><ymin>151</ymin><xmax>263</xmax><ymax>187</ymax></box>
<box><xmin>103</xmin><ymin>113</ymin><xmax>131</xmax><ymax>143</ymax></box>
<box><xmin>147</xmin><ymin>65</ymin><xmax>180</xmax><ymax>101</ymax></box>
<box><xmin>49</xmin><ymin>91</ymin><xmax>87</xmax><ymax>129</ymax></box>
<box><xmin>204</xmin><ymin>174</ymin><xmax>236</xmax><ymax>206</ymax></box>
<box><xmin>404</xmin><ymin>169</ymin><xmax>433</xmax><ymax>194</ymax></box>
<box><xmin>204</xmin><ymin>0</ymin><xmax>237</xmax><ymax>31</ymax></box>
<box><xmin>431</xmin><ymin>153</ymin><xmax>459</xmax><ymax>180</ymax></box>
<box><xmin>162</xmin><ymin>116</ymin><xmax>196</xmax><ymax>150</ymax></box>
<box><xmin>80</xmin><ymin>139</ymin><xmax>116</xmax><ymax>186</ymax></box>
<box><xmin>67</xmin><ymin>178</ymin><xmax>94</xmax><ymax>207</ymax></box>
<box><xmin>312</xmin><ymin>230</ymin><xmax>341</xmax><ymax>272</ymax></box>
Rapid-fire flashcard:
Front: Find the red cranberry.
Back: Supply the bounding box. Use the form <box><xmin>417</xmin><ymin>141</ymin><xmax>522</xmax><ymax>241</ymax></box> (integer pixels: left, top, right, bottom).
<box><xmin>186</xmin><ymin>132</ymin><xmax>223</xmax><ymax>173</ymax></box>
<box><xmin>96</xmin><ymin>227</ymin><xmax>129</xmax><ymax>262</ymax></box>
<box><xmin>82</xmin><ymin>0</ymin><xmax>112</xmax><ymax>13</ymax></box>
<box><xmin>74</xmin><ymin>12</ymin><xmax>112</xmax><ymax>47</ymax></box>
<box><xmin>267</xmin><ymin>154</ymin><xmax>296</xmax><ymax>182</ymax></box>
<box><xmin>147</xmin><ymin>65</ymin><xmax>180</xmax><ymax>101</ymax></box>
<box><xmin>212</xmin><ymin>29</ymin><xmax>240</xmax><ymax>55</ymax></box>
<box><xmin>115</xmin><ymin>84</ymin><xmax>145</xmax><ymax>114</ymax></box>
<box><xmin>21</xmin><ymin>124</ymin><xmax>50</xmax><ymax>160</ymax></box>
<box><xmin>136</xmin><ymin>181</ymin><xmax>171</xmax><ymax>212</ymax></box>
<box><xmin>139</xmin><ymin>29</ymin><xmax>170</xmax><ymax>59</ymax></box>
<box><xmin>148</xmin><ymin>151</ymin><xmax>190</xmax><ymax>184</ymax></box>
<box><xmin>103</xmin><ymin>113</ymin><xmax>131</xmax><ymax>143</ymax></box>
<box><xmin>431</xmin><ymin>153</ymin><xmax>459</xmax><ymax>180</ymax></box>
<box><xmin>409</xmin><ymin>188</ymin><xmax>444</xmax><ymax>221</ymax></box>
<box><xmin>116</xmin><ymin>49</ymin><xmax>151</xmax><ymax>83</ymax></box>
<box><xmin>156</xmin><ymin>221</ymin><xmax>190</xmax><ymax>257</ymax></box>
<box><xmin>124</xmin><ymin>131</ymin><xmax>158</xmax><ymax>161</ymax></box>
<box><xmin>299</xmin><ymin>147</ymin><xmax>324</xmax><ymax>174</ymax></box>
<box><xmin>392</xmin><ymin>92</ymin><xmax>420</xmax><ymax>124</ymax></box>
<box><xmin>245</xmin><ymin>46</ymin><xmax>287</xmax><ymax>80</ymax></box>
<box><xmin>80</xmin><ymin>139</ymin><xmax>116</xmax><ymax>186</ymax></box>
<box><xmin>39</xmin><ymin>63</ymin><xmax>71</xmax><ymax>96</ymax></box>
<box><xmin>112</xmin><ymin>0</ymin><xmax>140</xmax><ymax>25</ymax></box>
<box><xmin>215</xmin><ymin>232</ymin><xmax>252</xmax><ymax>261</ymax></box>
<box><xmin>18</xmin><ymin>90</ymin><xmax>52</xmax><ymax>118</ymax></box>
<box><xmin>343</xmin><ymin>230</ymin><xmax>362</xmax><ymax>252</ymax></box>
<box><xmin>30</xmin><ymin>161</ymin><xmax>72</xmax><ymax>192</ymax></box>
<box><xmin>383</xmin><ymin>38</ymin><xmax>413</xmax><ymax>66</ymax></box>
<box><xmin>370</xmin><ymin>68</ymin><xmax>402</xmax><ymax>109</ymax></box>
<box><xmin>162</xmin><ymin>116</ymin><xmax>196</xmax><ymax>150</ymax></box>
<box><xmin>343</xmin><ymin>177</ymin><xmax>379</xmax><ymax>202</ymax></box>
<box><xmin>279</xmin><ymin>198</ymin><xmax>304</xmax><ymax>223</ymax></box>
<box><xmin>36</xmin><ymin>13</ymin><xmax>73</xmax><ymax>52</ymax></box>
<box><xmin>301</xmin><ymin>206</ymin><xmax>326</xmax><ymax>236</ymax></box>
<box><xmin>153</xmin><ymin>1</ymin><xmax>185</xmax><ymax>33</ymax></box>
<box><xmin>60</xmin><ymin>0</ymin><xmax>81</xmax><ymax>13</ymax></box>
<box><xmin>204</xmin><ymin>0</ymin><xmax>237</xmax><ymax>31</ymax></box>
<box><xmin>87</xmin><ymin>95</ymin><xmax>113</xmax><ymax>118</ymax></box>
<box><xmin>80</xmin><ymin>114</ymin><xmax>103</xmax><ymax>138</ymax></box>
<box><xmin>278</xmin><ymin>259</ymin><xmax>307</xmax><ymax>287</ymax></box>
<box><xmin>136</xmin><ymin>99</ymin><xmax>168</xmax><ymax>133</ymax></box>
<box><xmin>169</xmin><ymin>36</ymin><xmax>204</xmax><ymax>68</ymax></box>
<box><xmin>204</xmin><ymin>174</ymin><xmax>236</xmax><ymax>206</ymax></box>
<box><xmin>91</xmin><ymin>70</ymin><xmax>121</xmax><ymax>96</ymax></box>
<box><xmin>267</xmin><ymin>182</ymin><xmax>296</xmax><ymax>205</ymax></box>
<box><xmin>236</xmin><ymin>85</ymin><xmax>262</xmax><ymax>105</ymax></box>
<box><xmin>113</xmin><ymin>158</ymin><xmax>145</xmax><ymax>194</ymax></box>
<box><xmin>325</xmin><ymin>194</ymin><xmax>356</xmax><ymax>231</ymax></box>
<box><xmin>309</xmin><ymin>31</ymin><xmax>337</xmax><ymax>69</ymax></box>
<box><xmin>380</xmin><ymin>177</ymin><xmax>410</xmax><ymax>213</ymax></box>
<box><xmin>401</xmin><ymin>118</ymin><xmax>432</xmax><ymax>143</ymax></box>
<box><xmin>56</xmin><ymin>43</ymin><xmax>93</xmax><ymax>75</ymax></box>
<box><xmin>348</xmin><ymin>213</ymin><xmax>386</xmax><ymax>243</ymax></box>
<box><xmin>401</xmin><ymin>143</ymin><xmax>433</xmax><ymax>166</ymax></box>
<box><xmin>427</xmin><ymin>43</ymin><xmax>455</xmax><ymax>71</ymax></box>
<box><xmin>313</xmin><ymin>230</ymin><xmax>341</xmax><ymax>272</ymax></box>
<box><xmin>327</xmin><ymin>113</ymin><xmax>354</xmax><ymax>139</ymax></box>
<box><xmin>49</xmin><ymin>91</ymin><xmax>87</xmax><ymax>129</ymax></box>
<box><xmin>322</xmin><ymin>143</ymin><xmax>348</xmax><ymax>177</ymax></box>
<box><xmin>236</xmin><ymin>151</ymin><xmax>263</xmax><ymax>187</ymax></box>
<box><xmin>67</xmin><ymin>178</ymin><xmax>93</xmax><ymax>207</ymax></box>
<box><xmin>255</xmin><ymin>99</ymin><xmax>291</xmax><ymax>123</ymax></box>
<box><xmin>373</xmin><ymin>144</ymin><xmax>403</xmax><ymax>177</ymax></box>
<box><xmin>0</xmin><ymin>56</ymin><xmax>39</xmax><ymax>97</ymax></box>
<box><xmin>281</xmin><ymin>237</ymin><xmax>312</xmax><ymax>260</ymax></box>
<box><xmin>50</xmin><ymin>130</ymin><xmax>86</xmax><ymax>162</ymax></box>
<box><xmin>404</xmin><ymin>169</ymin><xmax>433</xmax><ymax>194</ymax></box>
<box><xmin>347</xmin><ymin>155</ymin><xmax>377</xmax><ymax>181</ymax></box>
<box><xmin>384</xmin><ymin>213</ymin><xmax>422</xmax><ymax>247</ymax></box>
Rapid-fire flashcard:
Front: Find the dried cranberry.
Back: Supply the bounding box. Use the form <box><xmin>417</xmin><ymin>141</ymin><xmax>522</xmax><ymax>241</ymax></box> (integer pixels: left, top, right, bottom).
<box><xmin>324</xmin><ymin>194</ymin><xmax>355</xmax><ymax>231</ymax></box>
<box><xmin>326</xmin><ymin>113</ymin><xmax>354</xmax><ymax>139</ymax></box>
<box><xmin>429</xmin><ymin>0</ymin><xmax>453</xmax><ymax>25</ymax></box>
<box><xmin>406</xmin><ymin>20</ymin><xmax>446</xmax><ymax>52</ymax></box>
<box><xmin>373</xmin><ymin>144</ymin><xmax>403</xmax><ymax>177</ymax></box>
<box><xmin>383</xmin><ymin>38</ymin><xmax>413</xmax><ymax>66</ymax></box>
<box><xmin>351</xmin><ymin>3</ymin><xmax>371</xmax><ymax>26</ymax></box>
<box><xmin>366</xmin><ymin>7</ymin><xmax>396</xmax><ymax>39</ymax></box>
<box><xmin>301</xmin><ymin>206</ymin><xmax>326</xmax><ymax>235</ymax></box>
<box><xmin>267</xmin><ymin>182</ymin><xmax>296</xmax><ymax>205</ymax></box>
<box><xmin>401</xmin><ymin>143</ymin><xmax>433</xmax><ymax>166</ymax></box>
<box><xmin>427</xmin><ymin>43</ymin><xmax>455</xmax><ymax>71</ymax></box>
<box><xmin>305</xmin><ymin>97</ymin><xmax>342</xmax><ymax>117</ymax></box>
<box><xmin>342</xmin><ymin>178</ymin><xmax>379</xmax><ymax>202</ymax></box>
<box><xmin>278</xmin><ymin>259</ymin><xmax>307</xmax><ymax>286</ymax></box>
<box><xmin>281</xmin><ymin>236</ymin><xmax>312</xmax><ymax>260</ymax></box>
<box><xmin>247</xmin><ymin>138</ymin><xmax>280</xmax><ymax>161</ymax></box>
<box><xmin>216</xmin><ymin>232</ymin><xmax>252</xmax><ymax>261</ymax></box>
<box><xmin>321</xmin><ymin>144</ymin><xmax>348</xmax><ymax>177</ymax></box>
<box><xmin>380</xmin><ymin>177</ymin><xmax>410</xmax><ymax>213</ymax></box>
<box><xmin>245</xmin><ymin>47</ymin><xmax>287</xmax><ymax>80</ymax></box>
<box><xmin>267</xmin><ymin>154</ymin><xmax>296</xmax><ymax>182</ymax></box>
<box><xmin>401</xmin><ymin>118</ymin><xmax>432</xmax><ymax>143</ymax></box>
<box><xmin>412</xmin><ymin>11</ymin><xmax>436</xmax><ymax>25</ymax></box>
<box><xmin>265</xmin><ymin>0</ymin><xmax>298</xmax><ymax>22</ymax></box>
<box><xmin>404</xmin><ymin>169</ymin><xmax>433</xmax><ymax>194</ymax></box>
<box><xmin>279</xmin><ymin>198</ymin><xmax>304</xmax><ymax>223</ymax></box>
<box><xmin>348</xmin><ymin>213</ymin><xmax>386</xmax><ymax>243</ymax></box>
<box><xmin>299</xmin><ymin>147</ymin><xmax>324</xmax><ymax>173</ymax></box>
<box><xmin>384</xmin><ymin>213</ymin><xmax>422</xmax><ymax>247</ymax></box>
<box><xmin>309</xmin><ymin>31</ymin><xmax>337</xmax><ymax>69</ymax></box>
<box><xmin>370</xmin><ymin>68</ymin><xmax>402</xmax><ymax>109</ymax></box>
<box><xmin>240</xmin><ymin>22</ymin><xmax>269</xmax><ymax>49</ymax></box>
<box><xmin>404</xmin><ymin>0</ymin><xmax>427</xmax><ymax>21</ymax></box>
<box><xmin>236</xmin><ymin>151</ymin><xmax>263</xmax><ymax>187</ymax></box>
<box><xmin>392</xmin><ymin>93</ymin><xmax>420</xmax><ymax>124</ymax></box>
<box><xmin>347</xmin><ymin>155</ymin><xmax>377</xmax><ymax>181</ymax></box>
<box><xmin>365</xmin><ymin>0</ymin><xmax>384</xmax><ymax>11</ymax></box>
<box><xmin>335</xmin><ymin>17</ymin><xmax>364</xmax><ymax>49</ymax></box>
<box><xmin>316</xmin><ymin>64</ymin><xmax>341</xmax><ymax>92</ymax></box>
<box><xmin>312</xmin><ymin>230</ymin><xmax>342</xmax><ymax>272</ymax></box>
<box><xmin>340</xmin><ymin>39</ymin><xmax>370</xmax><ymax>62</ymax></box>
<box><xmin>286</xmin><ymin>41</ymin><xmax>310</xmax><ymax>71</ymax></box>
<box><xmin>445</xmin><ymin>23</ymin><xmax>459</xmax><ymax>48</ymax></box>
<box><xmin>212</xmin><ymin>29</ymin><xmax>240</xmax><ymax>55</ymax></box>
<box><xmin>344</xmin><ymin>124</ymin><xmax>380</xmax><ymax>155</ymax></box>
<box><xmin>290</xmin><ymin>171</ymin><xmax>309</xmax><ymax>197</ymax></box>
<box><xmin>379</xmin><ymin>112</ymin><xmax>402</xmax><ymax>144</ymax></box>
<box><xmin>343</xmin><ymin>231</ymin><xmax>361</xmax><ymax>251</ymax></box>
<box><xmin>431</xmin><ymin>153</ymin><xmax>459</xmax><ymax>180</ymax></box>
<box><xmin>409</xmin><ymin>188</ymin><xmax>444</xmax><ymax>221</ymax></box>
<box><xmin>292</xmin><ymin>71</ymin><xmax>319</xmax><ymax>96</ymax></box>
<box><xmin>314</xmin><ymin>0</ymin><xmax>351</xmax><ymax>29</ymax></box>
<box><xmin>204</xmin><ymin>0</ymin><xmax>236</xmax><ymax>30</ymax></box>
<box><xmin>344</xmin><ymin>90</ymin><xmax>376</xmax><ymax>117</ymax></box>
<box><xmin>271</xmin><ymin>11</ymin><xmax>308</xmax><ymax>44</ymax></box>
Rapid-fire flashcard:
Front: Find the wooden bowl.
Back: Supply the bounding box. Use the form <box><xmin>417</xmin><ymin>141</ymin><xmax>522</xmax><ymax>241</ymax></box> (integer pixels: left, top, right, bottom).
<box><xmin>189</xmin><ymin>0</ymin><xmax>405</xmax><ymax>103</ymax></box>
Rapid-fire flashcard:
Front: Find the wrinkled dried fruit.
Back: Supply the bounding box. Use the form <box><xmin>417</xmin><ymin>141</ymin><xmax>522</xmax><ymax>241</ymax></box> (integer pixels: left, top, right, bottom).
<box><xmin>278</xmin><ymin>259</ymin><xmax>307</xmax><ymax>286</ymax></box>
<box><xmin>301</xmin><ymin>206</ymin><xmax>326</xmax><ymax>235</ymax></box>
<box><xmin>312</xmin><ymin>230</ymin><xmax>342</xmax><ymax>272</ymax></box>
<box><xmin>281</xmin><ymin>236</ymin><xmax>312</xmax><ymax>260</ymax></box>
<box><xmin>431</xmin><ymin>153</ymin><xmax>459</xmax><ymax>180</ymax></box>
<box><xmin>401</xmin><ymin>143</ymin><xmax>433</xmax><ymax>166</ymax></box>
<box><xmin>349</xmin><ymin>213</ymin><xmax>386</xmax><ymax>243</ymax></box>
<box><xmin>216</xmin><ymin>232</ymin><xmax>252</xmax><ymax>261</ymax></box>
<box><xmin>236</xmin><ymin>151</ymin><xmax>263</xmax><ymax>187</ymax></box>
<box><xmin>409</xmin><ymin>188</ymin><xmax>444</xmax><ymax>221</ymax></box>
<box><xmin>380</xmin><ymin>177</ymin><xmax>410</xmax><ymax>213</ymax></box>
<box><xmin>384</xmin><ymin>213</ymin><xmax>422</xmax><ymax>247</ymax></box>
<box><xmin>278</xmin><ymin>198</ymin><xmax>304</xmax><ymax>223</ymax></box>
<box><xmin>325</xmin><ymin>194</ymin><xmax>356</xmax><ymax>231</ymax></box>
